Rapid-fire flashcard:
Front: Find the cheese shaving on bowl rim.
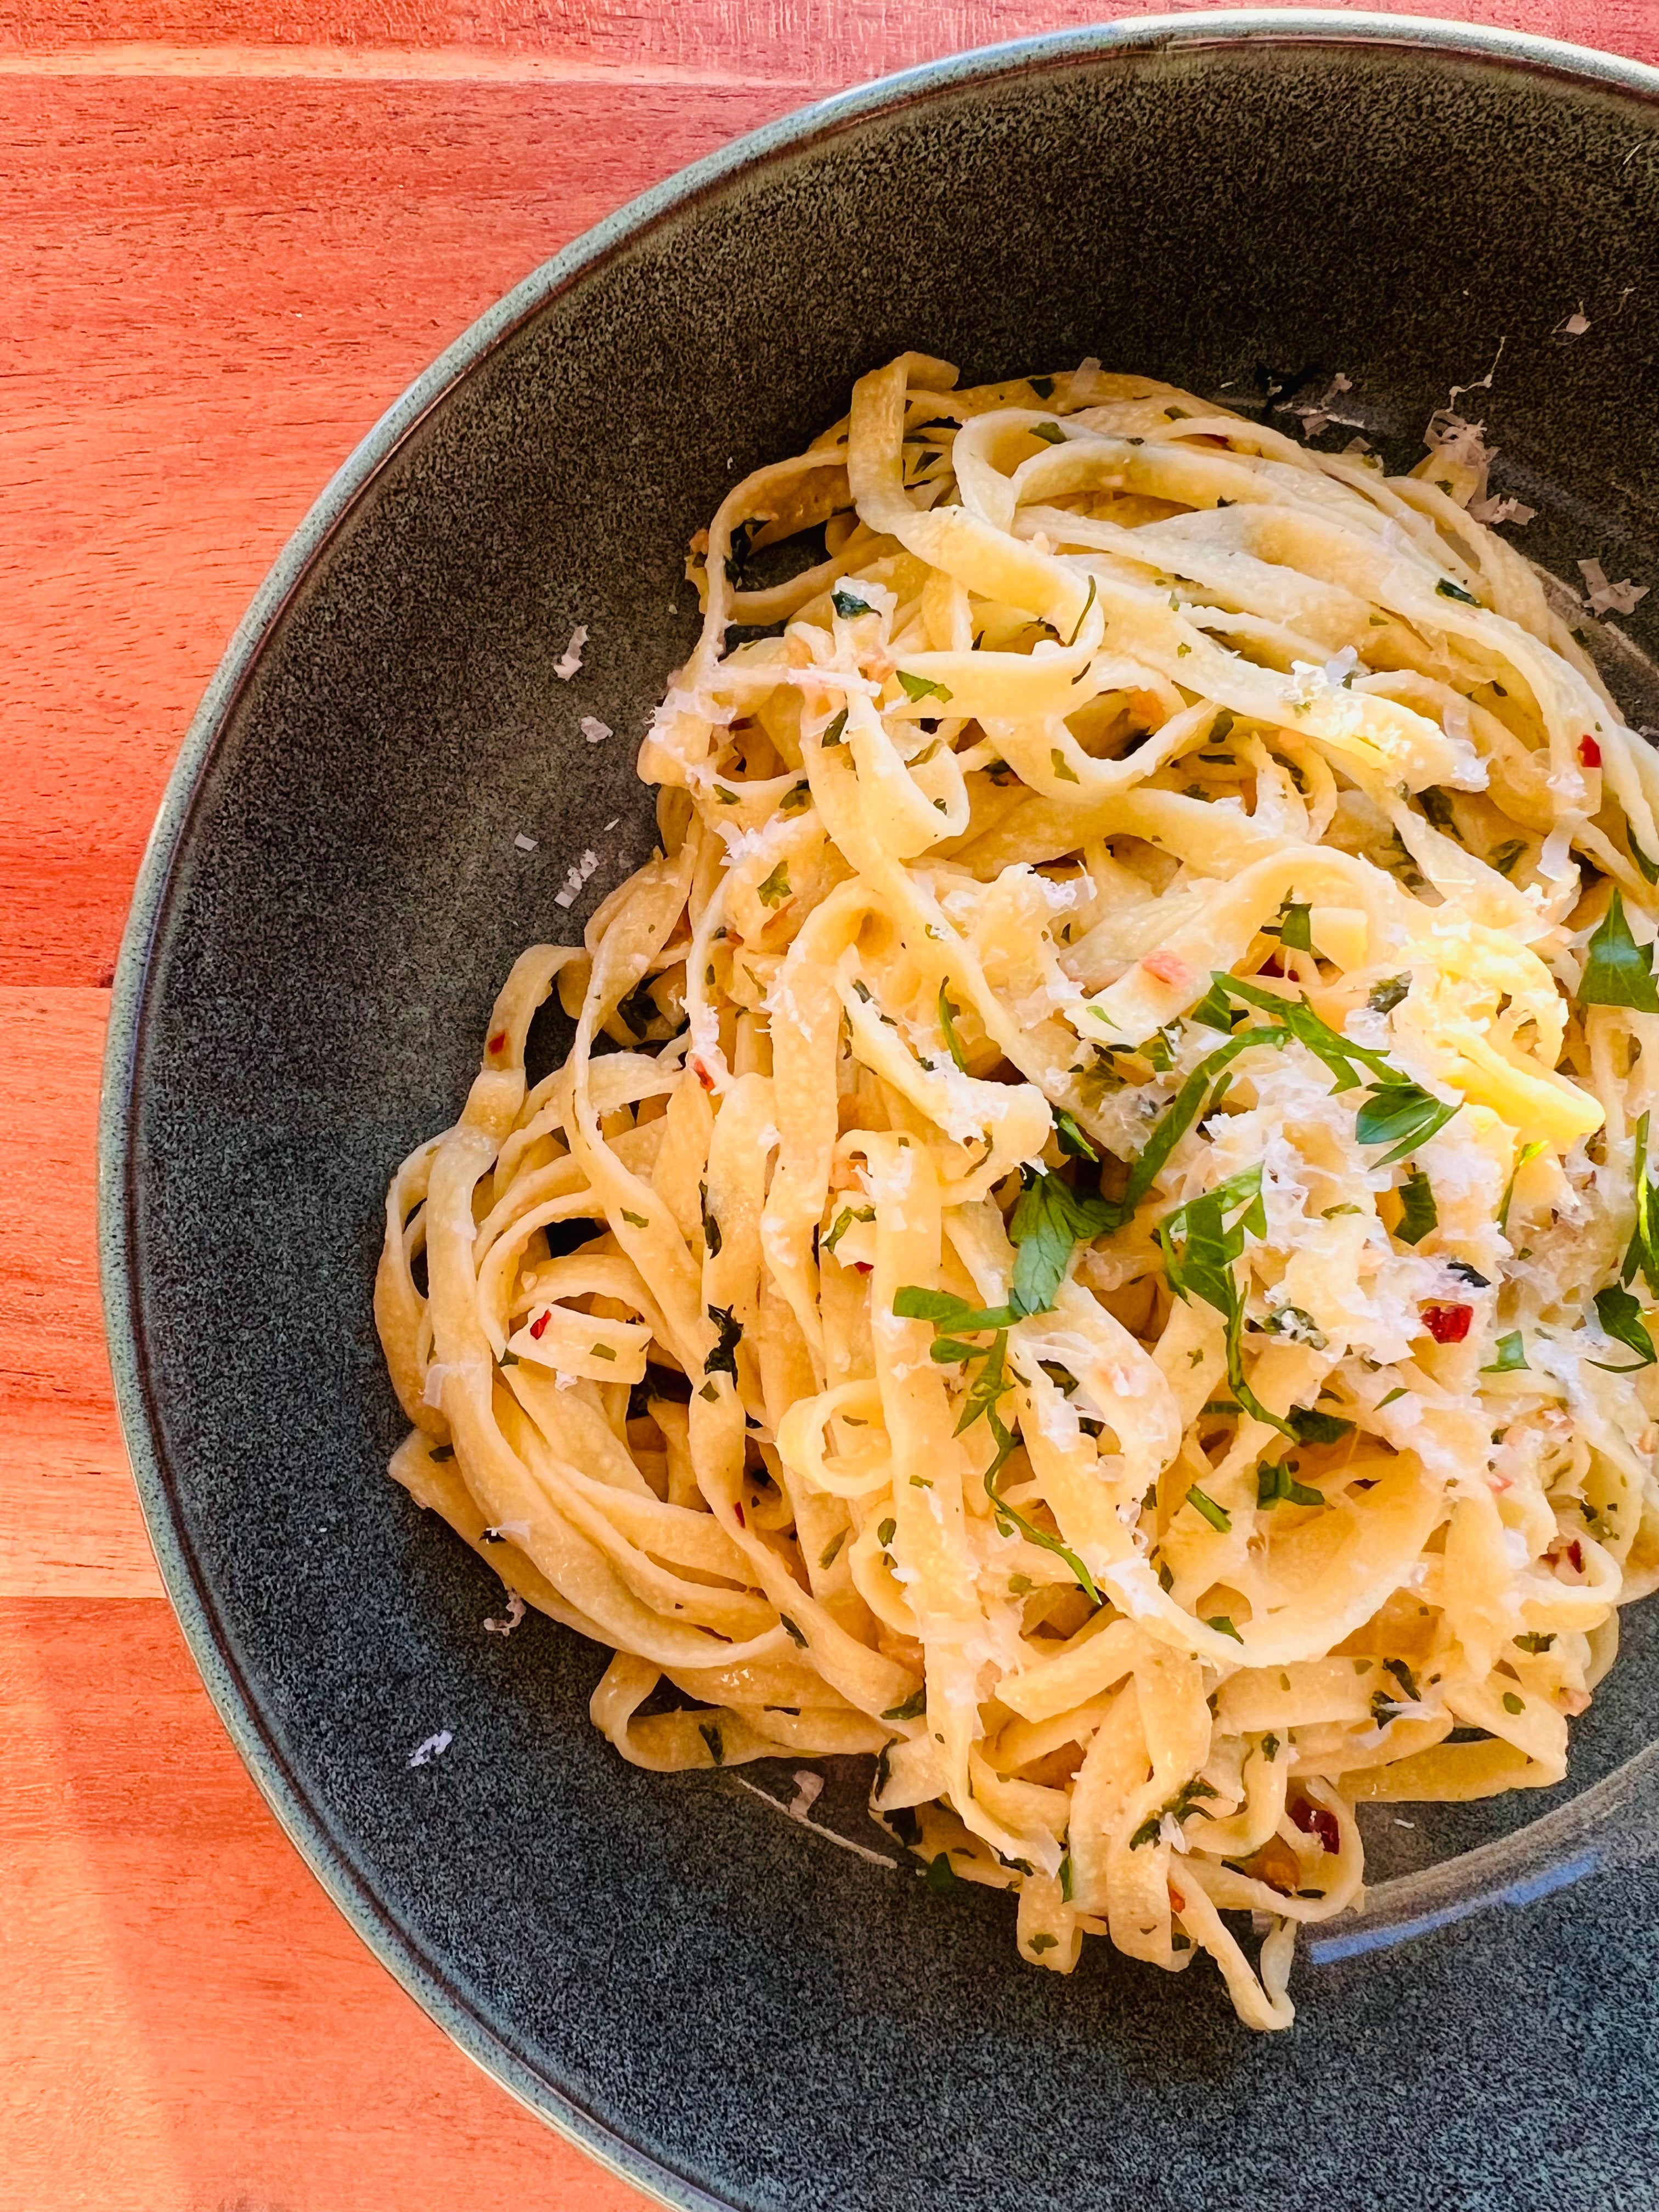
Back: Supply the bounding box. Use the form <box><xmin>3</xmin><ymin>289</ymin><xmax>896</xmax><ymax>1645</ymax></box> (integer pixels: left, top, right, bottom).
<box><xmin>376</xmin><ymin>351</ymin><xmax>1659</xmax><ymax>2033</ymax></box>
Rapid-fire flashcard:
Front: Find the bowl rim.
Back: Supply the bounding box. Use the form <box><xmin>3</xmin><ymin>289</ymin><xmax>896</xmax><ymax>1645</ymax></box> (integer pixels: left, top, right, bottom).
<box><xmin>97</xmin><ymin>12</ymin><xmax>1659</xmax><ymax>2204</ymax></box>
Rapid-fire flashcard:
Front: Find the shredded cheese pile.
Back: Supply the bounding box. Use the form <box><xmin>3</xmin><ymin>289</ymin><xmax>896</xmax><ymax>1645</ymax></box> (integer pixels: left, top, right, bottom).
<box><xmin>377</xmin><ymin>353</ymin><xmax>1659</xmax><ymax>2029</ymax></box>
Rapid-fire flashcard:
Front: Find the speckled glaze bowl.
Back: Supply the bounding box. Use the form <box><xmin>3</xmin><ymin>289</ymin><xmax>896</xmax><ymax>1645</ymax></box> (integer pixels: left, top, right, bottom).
<box><xmin>103</xmin><ymin>15</ymin><xmax>1659</xmax><ymax>2209</ymax></box>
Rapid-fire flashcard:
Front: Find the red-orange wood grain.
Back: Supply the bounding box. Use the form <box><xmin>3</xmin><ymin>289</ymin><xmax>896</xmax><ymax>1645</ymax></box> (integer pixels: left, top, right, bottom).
<box><xmin>4</xmin><ymin>5</ymin><xmax>1658</xmax><ymax>2208</ymax></box>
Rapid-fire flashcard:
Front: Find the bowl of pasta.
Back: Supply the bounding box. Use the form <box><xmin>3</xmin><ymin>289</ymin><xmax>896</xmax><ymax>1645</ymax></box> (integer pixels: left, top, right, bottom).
<box><xmin>103</xmin><ymin>10</ymin><xmax>1659</xmax><ymax>2209</ymax></box>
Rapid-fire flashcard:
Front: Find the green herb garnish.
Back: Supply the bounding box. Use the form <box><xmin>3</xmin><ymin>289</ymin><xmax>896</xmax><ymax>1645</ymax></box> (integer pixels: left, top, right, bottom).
<box><xmin>1481</xmin><ymin>1330</ymin><xmax>1528</xmax><ymax>1373</ymax></box>
<box><xmin>1436</xmin><ymin>578</ymin><xmax>1480</xmax><ymax>605</ymax></box>
<box><xmin>704</xmin><ymin>1304</ymin><xmax>742</xmax><ymax>1379</ymax></box>
<box><xmin>1257</xmin><ymin>1459</ymin><xmax>1324</xmax><ymax>1509</ymax></box>
<box><xmin>898</xmin><ymin>670</ymin><xmax>953</xmax><ymax>705</ymax></box>
<box><xmin>832</xmin><ymin>587</ymin><xmax>874</xmax><ymax>618</ymax></box>
<box><xmin>1591</xmin><ymin>1283</ymin><xmax>1657</xmax><ymax>1371</ymax></box>
<box><xmin>1581</xmin><ymin>887</ymin><xmax>1659</xmax><ymax>1012</ymax></box>
<box><xmin>938</xmin><ymin>980</ymin><xmax>971</xmax><ymax>1073</ymax></box>
<box><xmin>1008</xmin><ymin>1166</ymin><xmax>1121</xmax><ymax>1316</ymax></box>
<box><xmin>756</xmin><ymin>861</ymin><xmax>792</xmax><ymax>909</ymax></box>
<box><xmin>1184</xmin><ymin>1482</ymin><xmax>1231</xmax><ymax>1532</ymax></box>
<box><xmin>1395</xmin><ymin>1169</ymin><xmax>1438</xmax><ymax>1246</ymax></box>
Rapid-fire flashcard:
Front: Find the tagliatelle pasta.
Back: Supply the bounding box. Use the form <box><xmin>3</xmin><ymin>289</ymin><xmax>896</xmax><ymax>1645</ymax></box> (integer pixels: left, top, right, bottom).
<box><xmin>376</xmin><ymin>352</ymin><xmax>1659</xmax><ymax>2029</ymax></box>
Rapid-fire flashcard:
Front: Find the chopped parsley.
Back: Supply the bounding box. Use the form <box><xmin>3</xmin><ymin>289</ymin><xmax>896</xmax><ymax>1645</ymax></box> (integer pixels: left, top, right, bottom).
<box><xmin>832</xmin><ymin>587</ymin><xmax>874</xmax><ymax>618</ymax></box>
<box><xmin>878</xmin><ymin>1517</ymin><xmax>896</xmax><ymax>1547</ymax></box>
<box><xmin>1006</xmin><ymin>1166</ymin><xmax>1120</xmax><ymax>1315</ymax></box>
<box><xmin>1030</xmin><ymin>421</ymin><xmax>1067</xmax><ymax>446</ymax></box>
<box><xmin>823</xmin><ymin>1203</ymin><xmax>874</xmax><ymax>1255</ymax></box>
<box><xmin>1130</xmin><ymin>1775</ymin><xmax>1218</xmax><ymax>1850</ymax></box>
<box><xmin>704</xmin><ymin>1304</ymin><xmax>742</xmax><ymax>1379</ymax></box>
<box><xmin>898</xmin><ymin>670</ymin><xmax>953</xmax><ymax>705</ymax></box>
<box><xmin>938</xmin><ymin>980</ymin><xmax>971</xmax><ymax>1073</ymax></box>
<box><xmin>756</xmin><ymin>861</ymin><xmax>792</xmax><ymax>910</ymax></box>
<box><xmin>1395</xmin><ymin>1169</ymin><xmax>1438</xmax><ymax>1246</ymax></box>
<box><xmin>1184</xmin><ymin>1482</ymin><xmax>1231</xmax><ymax>1532</ymax></box>
<box><xmin>1581</xmin><ymin>887</ymin><xmax>1659</xmax><ymax>1012</ymax></box>
<box><xmin>1436</xmin><ymin>577</ymin><xmax>1480</xmax><ymax>605</ymax></box>
<box><xmin>1481</xmin><ymin>1330</ymin><xmax>1528</xmax><ymax>1373</ymax></box>
<box><xmin>821</xmin><ymin>707</ymin><xmax>849</xmax><ymax>747</ymax></box>
<box><xmin>1257</xmin><ymin>1459</ymin><xmax>1323</xmax><ymax>1509</ymax></box>
<box><xmin>1368</xmin><ymin>973</ymin><xmax>1411</xmax><ymax>1013</ymax></box>
<box><xmin>882</xmin><ymin>1688</ymin><xmax>927</xmax><ymax>1721</ymax></box>
<box><xmin>1514</xmin><ymin>1632</ymin><xmax>1556</xmax><ymax>1654</ymax></box>
<box><xmin>1592</xmin><ymin>1283</ymin><xmax>1656</xmax><ymax>1371</ymax></box>
<box><xmin>1053</xmin><ymin>1108</ymin><xmax>1098</xmax><ymax>1161</ymax></box>
<box><xmin>1276</xmin><ymin>899</ymin><xmax>1314</xmax><ymax>953</ymax></box>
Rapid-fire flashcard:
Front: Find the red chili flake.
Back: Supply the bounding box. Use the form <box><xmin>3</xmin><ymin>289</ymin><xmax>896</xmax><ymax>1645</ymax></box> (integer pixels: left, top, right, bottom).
<box><xmin>1258</xmin><ymin>953</ymin><xmax>1285</xmax><ymax>978</ymax></box>
<box><xmin>1141</xmin><ymin>950</ymin><xmax>1193</xmax><ymax>989</ymax></box>
<box><xmin>1568</xmin><ymin>1538</ymin><xmax>1584</xmax><ymax>1573</ymax></box>
<box><xmin>1578</xmin><ymin>735</ymin><xmax>1602</xmax><ymax>768</ymax></box>
<box><xmin>854</xmin><ymin>1261</ymin><xmax>874</xmax><ymax>1275</ymax></box>
<box><xmin>732</xmin><ymin>1502</ymin><xmax>746</xmax><ymax>1527</ymax></box>
<box><xmin>1421</xmin><ymin>1302</ymin><xmax>1473</xmax><ymax>1344</ymax></box>
<box><xmin>692</xmin><ymin>1056</ymin><xmax>716</xmax><ymax>1093</ymax></box>
<box><xmin>528</xmin><ymin>1311</ymin><xmax>551</xmax><ymax>1341</ymax></box>
<box><xmin>487</xmin><ymin>1030</ymin><xmax>507</xmax><ymax>1055</ymax></box>
<box><xmin>1168</xmin><ymin>1886</ymin><xmax>1186</xmax><ymax>1913</ymax></box>
<box><xmin>1291</xmin><ymin>1799</ymin><xmax>1341</xmax><ymax>1855</ymax></box>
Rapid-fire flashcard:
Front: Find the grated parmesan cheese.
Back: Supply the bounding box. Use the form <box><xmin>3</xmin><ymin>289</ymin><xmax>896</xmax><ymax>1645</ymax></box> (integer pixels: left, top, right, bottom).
<box><xmin>552</xmin><ymin>848</ymin><xmax>600</xmax><ymax>909</ymax></box>
<box><xmin>554</xmin><ymin>625</ymin><xmax>588</xmax><ymax>680</ymax></box>
<box><xmin>484</xmin><ymin>1593</ymin><xmax>527</xmax><ymax>1636</ymax></box>
<box><xmin>580</xmin><ymin>716</ymin><xmax>613</xmax><ymax>746</ymax></box>
<box><xmin>1578</xmin><ymin>558</ymin><xmax>1650</xmax><ymax>618</ymax></box>
<box><xmin>407</xmin><ymin>1729</ymin><xmax>453</xmax><ymax>1768</ymax></box>
<box><xmin>513</xmin><ymin>831</ymin><xmax>537</xmax><ymax>853</ymax></box>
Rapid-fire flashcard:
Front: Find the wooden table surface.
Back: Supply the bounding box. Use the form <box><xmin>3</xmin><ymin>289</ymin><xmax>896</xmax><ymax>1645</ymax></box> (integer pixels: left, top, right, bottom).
<box><xmin>4</xmin><ymin>1</ymin><xmax>1656</xmax><ymax>2204</ymax></box>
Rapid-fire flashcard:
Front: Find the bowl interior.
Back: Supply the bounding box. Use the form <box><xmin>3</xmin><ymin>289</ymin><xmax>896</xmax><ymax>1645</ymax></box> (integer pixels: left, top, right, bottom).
<box><xmin>110</xmin><ymin>23</ymin><xmax>1659</xmax><ymax>2211</ymax></box>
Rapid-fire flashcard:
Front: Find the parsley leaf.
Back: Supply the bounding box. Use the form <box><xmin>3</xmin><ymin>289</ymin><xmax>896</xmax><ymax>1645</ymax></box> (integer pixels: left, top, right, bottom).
<box><xmin>1631</xmin><ymin>831</ymin><xmax>1659</xmax><ymax>886</ymax></box>
<box><xmin>938</xmin><ymin>980</ymin><xmax>971</xmax><ymax>1073</ymax></box>
<box><xmin>704</xmin><ymin>1305</ymin><xmax>742</xmax><ymax>1379</ymax></box>
<box><xmin>1623</xmin><ymin>1112</ymin><xmax>1659</xmax><ymax>1299</ymax></box>
<box><xmin>1395</xmin><ymin>1169</ymin><xmax>1438</xmax><ymax>1246</ymax></box>
<box><xmin>1581</xmin><ymin>887</ymin><xmax>1659</xmax><ymax>1013</ymax></box>
<box><xmin>821</xmin><ymin>707</ymin><xmax>849</xmax><ymax>747</ymax></box>
<box><xmin>832</xmin><ymin>588</ymin><xmax>873</xmax><ymax>618</ymax></box>
<box><xmin>1436</xmin><ymin>577</ymin><xmax>1480</xmax><ymax>605</ymax></box>
<box><xmin>1355</xmin><ymin>1081</ymin><xmax>1459</xmax><ymax>1166</ymax></box>
<box><xmin>1030</xmin><ymin>421</ymin><xmax>1066</xmax><ymax>446</ymax></box>
<box><xmin>1008</xmin><ymin>1168</ymin><xmax>1121</xmax><ymax>1315</ymax></box>
<box><xmin>1190</xmin><ymin>976</ymin><xmax>1242</xmax><ymax>1032</ymax></box>
<box><xmin>1286</xmin><ymin>1405</ymin><xmax>1354</xmax><ymax>1446</ymax></box>
<box><xmin>756</xmin><ymin>861</ymin><xmax>792</xmax><ymax>909</ymax></box>
<box><xmin>1156</xmin><ymin>1167</ymin><xmax>1294</xmax><ymax>1438</ymax></box>
<box><xmin>893</xmin><ymin>1286</ymin><xmax>1019</xmax><ymax>1331</ymax></box>
<box><xmin>1184</xmin><ymin>1483</ymin><xmax>1231</xmax><ymax>1532</ymax></box>
<box><xmin>1481</xmin><ymin>1330</ymin><xmax>1528</xmax><ymax>1373</ymax></box>
<box><xmin>1368</xmin><ymin>974</ymin><xmax>1412</xmax><ymax>1013</ymax></box>
<box><xmin>822</xmin><ymin>1203</ymin><xmax>873</xmax><ymax>1255</ymax></box>
<box><xmin>898</xmin><ymin>670</ymin><xmax>953</xmax><ymax>705</ymax></box>
<box><xmin>882</xmin><ymin>1688</ymin><xmax>927</xmax><ymax>1720</ymax></box>
<box><xmin>1592</xmin><ymin>1283</ymin><xmax>1657</xmax><ymax>1371</ymax></box>
<box><xmin>1053</xmin><ymin>1108</ymin><xmax>1098</xmax><ymax>1161</ymax></box>
<box><xmin>1276</xmin><ymin>899</ymin><xmax>1314</xmax><ymax>953</ymax></box>
<box><xmin>1256</xmin><ymin>1459</ymin><xmax>1324</xmax><ymax>1508</ymax></box>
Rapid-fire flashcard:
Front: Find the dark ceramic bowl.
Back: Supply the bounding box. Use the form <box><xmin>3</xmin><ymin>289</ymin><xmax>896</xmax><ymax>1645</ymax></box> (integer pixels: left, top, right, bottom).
<box><xmin>103</xmin><ymin>13</ymin><xmax>1659</xmax><ymax>2209</ymax></box>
